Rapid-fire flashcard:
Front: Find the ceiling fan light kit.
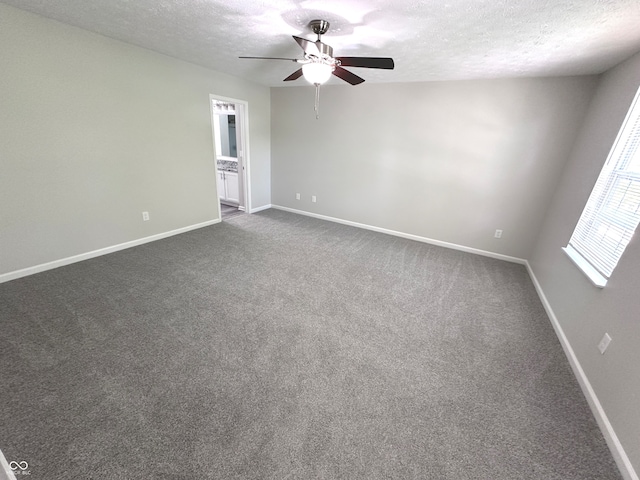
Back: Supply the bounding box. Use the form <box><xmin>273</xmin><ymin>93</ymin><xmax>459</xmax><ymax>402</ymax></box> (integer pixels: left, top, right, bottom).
<box><xmin>240</xmin><ymin>19</ymin><xmax>394</xmax><ymax>118</ymax></box>
<box><xmin>302</xmin><ymin>62</ymin><xmax>333</xmax><ymax>85</ymax></box>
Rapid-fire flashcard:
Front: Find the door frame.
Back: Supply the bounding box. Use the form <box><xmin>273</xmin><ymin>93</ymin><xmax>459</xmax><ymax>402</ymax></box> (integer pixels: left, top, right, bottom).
<box><xmin>209</xmin><ymin>94</ymin><xmax>252</xmax><ymax>215</ymax></box>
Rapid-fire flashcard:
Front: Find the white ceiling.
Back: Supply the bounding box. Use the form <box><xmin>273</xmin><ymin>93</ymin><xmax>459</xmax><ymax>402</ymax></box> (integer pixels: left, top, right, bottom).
<box><xmin>3</xmin><ymin>0</ymin><xmax>640</xmax><ymax>87</ymax></box>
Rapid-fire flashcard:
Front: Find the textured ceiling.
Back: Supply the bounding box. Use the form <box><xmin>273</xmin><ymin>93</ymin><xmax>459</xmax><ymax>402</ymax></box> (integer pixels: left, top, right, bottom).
<box><xmin>3</xmin><ymin>0</ymin><xmax>640</xmax><ymax>87</ymax></box>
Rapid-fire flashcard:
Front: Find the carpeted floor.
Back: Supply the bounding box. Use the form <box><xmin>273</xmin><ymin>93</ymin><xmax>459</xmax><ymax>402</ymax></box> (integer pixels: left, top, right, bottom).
<box><xmin>0</xmin><ymin>209</ymin><xmax>621</xmax><ymax>479</ymax></box>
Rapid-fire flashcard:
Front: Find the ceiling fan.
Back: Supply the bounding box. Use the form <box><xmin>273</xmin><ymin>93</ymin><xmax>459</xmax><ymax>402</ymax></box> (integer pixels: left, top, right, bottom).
<box><xmin>240</xmin><ymin>19</ymin><xmax>395</xmax><ymax>117</ymax></box>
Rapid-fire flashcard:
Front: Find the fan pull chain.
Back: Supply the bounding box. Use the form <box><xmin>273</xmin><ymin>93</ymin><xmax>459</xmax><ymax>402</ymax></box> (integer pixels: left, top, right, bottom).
<box><xmin>314</xmin><ymin>83</ymin><xmax>320</xmax><ymax>119</ymax></box>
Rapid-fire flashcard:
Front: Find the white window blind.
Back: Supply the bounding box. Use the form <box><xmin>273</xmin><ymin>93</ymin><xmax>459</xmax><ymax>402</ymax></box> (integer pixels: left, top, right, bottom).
<box><xmin>565</xmin><ymin>87</ymin><xmax>640</xmax><ymax>286</ymax></box>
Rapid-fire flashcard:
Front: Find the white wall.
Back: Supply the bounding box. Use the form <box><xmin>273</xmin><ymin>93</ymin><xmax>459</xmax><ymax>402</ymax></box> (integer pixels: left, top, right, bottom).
<box><xmin>271</xmin><ymin>77</ymin><xmax>597</xmax><ymax>260</ymax></box>
<box><xmin>530</xmin><ymin>51</ymin><xmax>640</xmax><ymax>478</ymax></box>
<box><xmin>0</xmin><ymin>3</ymin><xmax>270</xmax><ymax>277</ymax></box>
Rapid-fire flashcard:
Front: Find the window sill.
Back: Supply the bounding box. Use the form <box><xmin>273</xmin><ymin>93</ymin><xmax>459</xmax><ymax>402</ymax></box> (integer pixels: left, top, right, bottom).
<box><xmin>562</xmin><ymin>245</ymin><xmax>607</xmax><ymax>288</ymax></box>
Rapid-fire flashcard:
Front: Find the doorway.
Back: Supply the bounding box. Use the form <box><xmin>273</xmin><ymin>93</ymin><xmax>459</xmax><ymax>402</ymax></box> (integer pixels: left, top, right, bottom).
<box><xmin>210</xmin><ymin>95</ymin><xmax>251</xmax><ymax>220</ymax></box>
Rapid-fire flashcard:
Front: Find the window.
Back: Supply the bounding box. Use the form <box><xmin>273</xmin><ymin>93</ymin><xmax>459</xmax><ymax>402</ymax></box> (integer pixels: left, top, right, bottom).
<box><xmin>564</xmin><ymin>87</ymin><xmax>640</xmax><ymax>288</ymax></box>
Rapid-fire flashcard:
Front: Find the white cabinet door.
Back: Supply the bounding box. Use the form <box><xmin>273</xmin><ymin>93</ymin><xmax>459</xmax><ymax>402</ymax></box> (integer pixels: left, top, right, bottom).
<box><xmin>216</xmin><ymin>171</ymin><xmax>226</xmax><ymax>200</ymax></box>
<box><xmin>225</xmin><ymin>171</ymin><xmax>239</xmax><ymax>203</ymax></box>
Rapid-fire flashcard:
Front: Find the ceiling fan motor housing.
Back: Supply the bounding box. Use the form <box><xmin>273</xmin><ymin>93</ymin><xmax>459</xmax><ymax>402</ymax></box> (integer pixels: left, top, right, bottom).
<box><xmin>313</xmin><ymin>42</ymin><xmax>333</xmax><ymax>60</ymax></box>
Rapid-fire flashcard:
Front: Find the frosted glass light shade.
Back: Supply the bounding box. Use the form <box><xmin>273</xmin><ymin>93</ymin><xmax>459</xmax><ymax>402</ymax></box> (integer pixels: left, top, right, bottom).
<box><xmin>302</xmin><ymin>63</ymin><xmax>332</xmax><ymax>85</ymax></box>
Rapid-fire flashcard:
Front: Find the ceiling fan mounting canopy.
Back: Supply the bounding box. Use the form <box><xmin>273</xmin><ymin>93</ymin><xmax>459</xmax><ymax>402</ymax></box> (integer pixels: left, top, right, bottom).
<box><xmin>309</xmin><ymin>19</ymin><xmax>330</xmax><ymax>37</ymax></box>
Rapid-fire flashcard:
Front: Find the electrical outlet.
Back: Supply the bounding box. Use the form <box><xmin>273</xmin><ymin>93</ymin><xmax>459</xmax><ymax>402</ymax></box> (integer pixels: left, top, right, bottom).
<box><xmin>598</xmin><ymin>333</ymin><xmax>612</xmax><ymax>354</ymax></box>
<box><xmin>494</xmin><ymin>229</ymin><xmax>503</xmax><ymax>238</ymax></box>
<box><xmin>311</xmin><ymin>195</ymin><xmax>317</xmax><ymax>203</ymax></box>
<box><xmin>295</xmin><ymin>193</ymin><xmax>300</xmax><ymax>200</ymax></box>
<box><xmin>142</xmin><ymin>211</ymin><xmax>150</xmax><ymax>221</ymax></box>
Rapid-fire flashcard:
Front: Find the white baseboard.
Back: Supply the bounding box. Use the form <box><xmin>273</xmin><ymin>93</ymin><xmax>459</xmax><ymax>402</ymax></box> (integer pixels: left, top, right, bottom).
<box><xmin>0</xmin><ymin>218</ymin><xmax>221</xmax><ymax>284</ymax></box>
<box><xmin>525</xmin><ymin>262</ymin><xmax>638</xmax><ymax>480</ymax></box>
<box><xmin>271</xmin><ymin>205</ymin><xmax>526</xmax><ymax>265</ymax></box>
<box><xmin>250</xmin><ymin>203</ymin><xmax>272</xmax><ymax>213</ymax></box>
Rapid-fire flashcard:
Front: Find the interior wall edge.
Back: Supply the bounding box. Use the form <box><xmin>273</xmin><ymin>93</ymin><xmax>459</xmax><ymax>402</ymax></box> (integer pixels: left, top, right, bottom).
<box><xmin>0</xmin><ymin>448</ymin><xmax>16</xmax><ymax>480</ymax></box>
<box><xmin>525</xmin><ymin>262</ymin><xmax>639</xmax><ymax>480</ymax></box>
<box><xmin>0</xmin><ymin>218</ymin><xmax>221</xmax><ymax>285</ymax></box>
<box><xmin>270</xmin><ymin>205</ymin><xmax>527</xmax><ymax>265</ymax></box>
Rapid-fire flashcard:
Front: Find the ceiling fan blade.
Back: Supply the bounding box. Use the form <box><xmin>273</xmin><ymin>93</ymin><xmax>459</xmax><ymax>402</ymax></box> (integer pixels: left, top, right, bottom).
<box><xmin>239</xmin><ymin>56</ymin><xmax>300</xmax><ymax>62</ymax></box>
<box><xmin>293</xmin><ymin>36</ymin><xmax>320</xmax><ymax>56</ymax></box>
<box><xmin>336</xmin><ymin>57</ymin><xmax>395</xmax><ymax>69</ymax></box>
<box><xmin>283</xmin><ymin>68</ymin><xmax>303</xmax><ymax>82</ymax></box>
<box><xmin>332</xmin><ymin>66</ymin><xmax>365</xmax><ymax>85</ymax></box>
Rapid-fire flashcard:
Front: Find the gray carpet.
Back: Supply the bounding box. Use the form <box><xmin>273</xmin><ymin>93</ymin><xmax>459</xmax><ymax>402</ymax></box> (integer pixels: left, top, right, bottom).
<box><xmin>0</xmin><ymin>209</ymin><xmax>621</xmax><ymax>479</ymax></box>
